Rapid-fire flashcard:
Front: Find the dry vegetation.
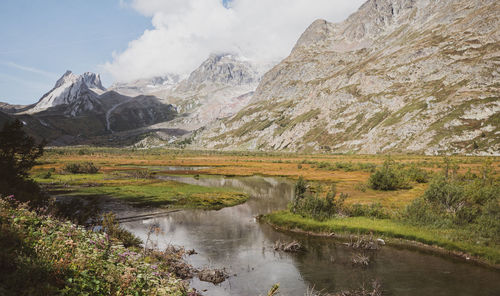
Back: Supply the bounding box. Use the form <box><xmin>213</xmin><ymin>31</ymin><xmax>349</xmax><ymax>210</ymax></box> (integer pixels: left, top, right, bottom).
<box><xmin>33</xmin><ymin>148</ymin><xmax>499</xmax><ymax>212</ymax></box>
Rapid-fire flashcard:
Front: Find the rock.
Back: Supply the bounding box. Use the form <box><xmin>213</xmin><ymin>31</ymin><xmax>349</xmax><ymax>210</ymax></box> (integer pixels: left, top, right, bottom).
<box><xmin>197</xmin><ymin>268</ymin><xmax>229</xmax><ymax>284</ymax></box>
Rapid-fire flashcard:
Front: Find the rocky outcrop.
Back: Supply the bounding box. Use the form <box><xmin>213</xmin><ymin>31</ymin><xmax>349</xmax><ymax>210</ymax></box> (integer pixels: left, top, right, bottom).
<box><xmin>197</xmin><ymin>0</ymin><xmax>500</xmax><ymax>155</ymax></box>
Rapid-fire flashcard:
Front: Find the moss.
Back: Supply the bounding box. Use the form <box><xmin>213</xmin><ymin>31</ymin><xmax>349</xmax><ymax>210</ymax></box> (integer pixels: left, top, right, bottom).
<box><xmin>274</xmin><ymin>109</ymin><xmax>321</xmax><ymax>136</ymax></box>
<box><xmin>383</xmin><ymin>100</ymin><xmax>428</xmax><ymax>127</ymax></box>
<box><xmin>356</xmin><ymin>110</ymin><xmax>390</xmax><ymax>134</ymax></box>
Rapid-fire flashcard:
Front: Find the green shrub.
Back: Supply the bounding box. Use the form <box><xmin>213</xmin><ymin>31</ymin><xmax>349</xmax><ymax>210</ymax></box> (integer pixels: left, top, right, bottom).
<box><xmin>0</xmin><ymin>198</ymin><xmax>187</xmax><ymax>295</ymax></box>
<box><xmin>0</xmin><ymin>119</ymin><xmax>46</xmax><ymax>205</ymax></box>
<box><xmin>291</xmin><ymin>179</ymin><xmax>348</xmax><ymax>221</ymax></box>
<box><xmin>347</xmin><ymin>203</ymin><xmax>389</xmax><ymax>219</ymax></box>
<box><xmin>404</xmin><ymin>161</ymin><xmax>499</xmax><ymax>239</ymax></box>
<box><xmin>101</xmin><ymin>212</ymin><xmax>142</xmax><ymax>248</ymax></box>
<box><xmin>63</xmin><ymin>162</ymin><xmax>99</xmax><ymax>174</ymax></box>
<box><xmin>369</xmin><ymin>159</ymin><xmax>411</xmax><ymax>190</ymax></box>
<box><xmin>404</xmin><ymin>165</ymin><xmax>430</xmax><ymax>183</ymax></box>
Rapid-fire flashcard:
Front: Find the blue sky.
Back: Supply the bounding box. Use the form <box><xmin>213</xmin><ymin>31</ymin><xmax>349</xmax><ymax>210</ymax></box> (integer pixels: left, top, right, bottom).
<box><xmin>0</xmin><ymin>0</ymin><xmax>151</xmax><ymax>105</ymax></box>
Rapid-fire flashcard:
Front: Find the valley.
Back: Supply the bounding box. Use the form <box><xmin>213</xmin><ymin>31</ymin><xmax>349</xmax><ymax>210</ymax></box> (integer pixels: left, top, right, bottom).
<box><xmin>1</xmin><ymin>0</ymin><xmax>499</xmax><ymax>295</ymax></box>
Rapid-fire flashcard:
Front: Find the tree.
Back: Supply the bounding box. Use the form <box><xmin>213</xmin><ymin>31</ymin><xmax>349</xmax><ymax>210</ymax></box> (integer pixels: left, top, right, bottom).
<box><xmin>0</xmin><ymin>119</ymin><xmax>46</xmax><ymax>204</ymax></box>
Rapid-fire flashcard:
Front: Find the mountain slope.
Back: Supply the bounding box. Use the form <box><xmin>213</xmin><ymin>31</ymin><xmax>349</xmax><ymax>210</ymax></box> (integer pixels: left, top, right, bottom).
<box><xmin>197</xmin><ymin>0</ymin><xmax>500</xmax><ymax>155</ymax></box>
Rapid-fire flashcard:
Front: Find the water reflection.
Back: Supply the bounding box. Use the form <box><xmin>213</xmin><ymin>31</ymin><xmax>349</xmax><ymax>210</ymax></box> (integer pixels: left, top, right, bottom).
<box><xmin>121</xmin><ymin>175</ymin><xmax>500</xmax><ymax>296</ymax></box>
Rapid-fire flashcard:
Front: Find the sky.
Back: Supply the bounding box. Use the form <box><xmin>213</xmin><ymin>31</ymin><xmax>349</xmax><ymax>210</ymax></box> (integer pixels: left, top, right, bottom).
<box><xmin>0</xmin><ymin>0</ymin><xmax>365</xmax><ymax>105</ymax></box>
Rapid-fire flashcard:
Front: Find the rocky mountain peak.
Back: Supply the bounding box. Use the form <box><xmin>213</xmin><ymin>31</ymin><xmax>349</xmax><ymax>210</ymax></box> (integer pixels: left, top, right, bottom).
<box><xmin>54</xmin><ymin>70</ymin><xmax>78</xmax><ymax>88</ymax></box>
<box><xmin>81</xmin><ymin>72</ymin><xmax>105</xmax><ymax>91</ymax></box>
<box><xmin>293</xmin><ymin>19</ymin><xmax>332</xmax><ymax>50</ymax></box>
<box><xmin>177</xmin><ymin>53</ymin><xmax>259</xmax><ymax>92</ymax></box>
<box><xmin>25</xmin><ymin>70</ymin><xmax>106</xmax><ymax>115</ymax></box>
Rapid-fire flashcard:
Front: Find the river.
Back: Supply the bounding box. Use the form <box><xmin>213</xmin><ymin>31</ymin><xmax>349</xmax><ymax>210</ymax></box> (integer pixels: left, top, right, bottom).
<box><xmin>119</xmin><ymin>174</ymin><xmax>500</xmax><ymax>295</ymax></box>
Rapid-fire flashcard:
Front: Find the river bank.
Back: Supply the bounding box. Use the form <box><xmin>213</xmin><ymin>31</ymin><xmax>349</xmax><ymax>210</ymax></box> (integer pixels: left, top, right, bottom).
<box><xmin>263</xmin><ymin>211</ymin><xmax>500</xmax><ymax>269</ymax></box>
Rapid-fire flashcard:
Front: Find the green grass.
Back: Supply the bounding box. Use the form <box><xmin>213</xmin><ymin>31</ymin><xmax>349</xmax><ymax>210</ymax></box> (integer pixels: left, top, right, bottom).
<box><xmin>265</xmin><ymin>211</ymin><xmax>500</xmax><ymax>265</ymax></box>
<box><xmin>35</xmin><ymin>173</ymin><xmax>248</xmax><ymax>209</ymax></box>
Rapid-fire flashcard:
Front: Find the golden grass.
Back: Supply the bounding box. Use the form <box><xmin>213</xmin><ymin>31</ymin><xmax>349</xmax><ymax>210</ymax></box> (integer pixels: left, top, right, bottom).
<box><xmin>34</xmin><ymin>149</ymin><xmax>499</xmax><ymax>210</ymax></box>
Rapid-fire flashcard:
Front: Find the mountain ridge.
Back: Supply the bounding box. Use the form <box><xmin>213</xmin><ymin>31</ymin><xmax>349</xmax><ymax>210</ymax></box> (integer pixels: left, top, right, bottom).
<box><xmin>195</xmin><ymin>0</ymin><xmax>500</xmax><ymax>155</ymax></box>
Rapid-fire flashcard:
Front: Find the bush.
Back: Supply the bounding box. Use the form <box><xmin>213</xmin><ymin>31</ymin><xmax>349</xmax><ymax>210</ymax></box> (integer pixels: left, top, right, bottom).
<box><xmin>347</xmin><ymin>203</ymin><xmax>389</xmax><ymax>219</ymax></box>
<box><xmin>0</xmin><ymin>198</ymin><xmax>187</xmax><ymax>295</ymax></box>
<box><xmin>101</xmin><ymin>212</ymin><xmax>142</xmax><ymax>248</ymax></box>
<box><xmin>404</xmin><ymin>161</ymin><xmax>499</xmax><ymax>239</ymax></box>
<box><xmin>0</xmin><ymin>120</ymin><xmax>46</xmax><ymax>205</ymax></box>
<box><xmin>291</xmin><ymin>179</ymin><xmax>348</xmax><ymax>221</ymax></box>
<box><xmin>369</xmin><ymin>159</ymin><xmax>411</xmax><ymax>191</ymax></box>
<box><xmin>63</xmin><ymin>162</ymin><xmax>99</xmax><ymax>174</ymax></box>
<box><xmin>404</xmin><ymin>165</ymin><xmax>430</xmax><ymax>183</ymax></box>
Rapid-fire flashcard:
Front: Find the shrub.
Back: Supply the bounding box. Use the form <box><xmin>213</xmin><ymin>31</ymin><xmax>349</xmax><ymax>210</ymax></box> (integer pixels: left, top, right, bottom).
<box><xmin>101</xmin><ymin>212</ymin><xmax>142</xmax><ymax>248</ymax></box>
<box><xmin>0</xmin><ymin>119</ymin><xmax>46</xmax><ymax>205</ymax></box>
<box><xmin>404</xmin><ymin>165</ymin><xmax>430</xmax><ymax>183</ymax></box>
<box><xmin>347</xmin><ymin>203</ymin><xmax>389</xmax><ymax>219</ymax></box>
<box><xmin>404</xmin><ymin>161</ymin><xmax>499</xmax><ymax>239</ymax></box>
<box><xmin>0</xmin><ymin>198</ymin><xmax>187</xmax><ymax>295</ymax></box>
<box><xmin>291</xmin><ymin>179</ymin><xmax>348</xmax><ymax>221</ymax></box>
<box><xmin>63</xmin><ymin>162</ymin><xmax>99</xmax><ymax>174</ymax></box>
<box><xmin>369</xmin><ymin>159</ymin><xmax>411</xmax><ymax>191</ymax></box>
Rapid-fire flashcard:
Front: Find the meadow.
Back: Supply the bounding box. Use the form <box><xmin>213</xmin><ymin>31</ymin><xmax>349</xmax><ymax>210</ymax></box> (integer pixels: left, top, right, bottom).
<box><xmin>33</xmin><ymin>147</ymin><xmax>498</xmax><ymax>209</ymax></box>
<box><xmin>31</xmin><ymin>147</ymin><xmax>500</xmax><ymax>266</ymax></box>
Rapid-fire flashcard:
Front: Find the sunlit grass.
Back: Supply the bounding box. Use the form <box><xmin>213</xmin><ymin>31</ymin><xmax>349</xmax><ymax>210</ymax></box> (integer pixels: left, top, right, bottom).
<box><xmin>265</xmin><ymin>211</ymin><xmax>500</xmax><ymax>264</ymax></box>
<box><xmin>35</xmin><ymin>173</ymin><xmax>248</xmax><ymax>209</ymax></box>
<box><xmin>34</xmin><ymin>148</ymin><xmax>499</xmax><ymax>210</ymax></box>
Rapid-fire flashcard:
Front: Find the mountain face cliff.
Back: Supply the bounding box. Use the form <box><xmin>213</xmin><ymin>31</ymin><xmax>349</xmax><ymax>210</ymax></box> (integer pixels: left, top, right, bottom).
<box><xmin>196</xmin><ymin>0</ymin><xmax>500</xmax><ymax>155</ymax></box>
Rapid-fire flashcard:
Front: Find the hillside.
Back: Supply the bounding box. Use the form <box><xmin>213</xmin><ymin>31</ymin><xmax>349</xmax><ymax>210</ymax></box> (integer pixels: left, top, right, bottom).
<box><xmin>196</xmin><ymin>0</ymin><xmax>500</xmax><ymax>155</ymax></box>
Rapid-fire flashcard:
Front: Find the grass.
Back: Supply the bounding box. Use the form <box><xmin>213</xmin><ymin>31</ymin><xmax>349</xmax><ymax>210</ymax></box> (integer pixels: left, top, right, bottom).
<box><xmin>265</xmin><ymin>211</ymin><xmax>500</xmax><ymax>265</ymax></box>
<box><xmin>34</xmin><ymin>148</ymin><xmax>499</xmax><ymax>211</ymax></box>
<box><xmin>34</xmin><ymin>172</ymin><xmax>248</xmax><ymax>210</ymax></box>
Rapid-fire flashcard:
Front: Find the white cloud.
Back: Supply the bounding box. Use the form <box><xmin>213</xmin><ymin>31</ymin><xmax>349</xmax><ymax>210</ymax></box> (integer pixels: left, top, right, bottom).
<box><xmin>103</xmin><ymin>0</ymin><xmax>365</xmax><ymax>82</ymax></box>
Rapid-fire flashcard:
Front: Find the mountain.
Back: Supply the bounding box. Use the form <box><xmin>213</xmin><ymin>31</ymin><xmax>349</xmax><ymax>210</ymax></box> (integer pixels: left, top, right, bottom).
<box><xmin>196</xmin><ymin>0</ymin><xmax>500</xmax><ymax>155</ymax></box>
<box><xmin>175</xmin><ymin>53</ymin><xmax>259</xmax><ymax>92</ymax></box>
<box><xmin>111</xmin><ymin>53</ymin><xmax>262</xmax><ymax>139</ymax></box>
<box><xmin>26</xmin><ymin>71</ymin><xmax>106</xmax><ymax>116</ymax></box>
<box><xmin>0</xmin><ymin>102</ymin><xmax>30</xmax><ymax>114</ymax></box>
<box><xmin>8</xmin><ymin>71</ymin><xmax>178</xmax><ymax>145</ymax></box>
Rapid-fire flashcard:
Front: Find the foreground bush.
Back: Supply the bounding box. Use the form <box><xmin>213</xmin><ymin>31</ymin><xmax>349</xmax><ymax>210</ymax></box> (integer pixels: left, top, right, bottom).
<box><xmin>63</xmin><ymin>162</ymin><xmax>99</xmax><ymax>174</ymax></box>
<box><xmin>405</xmin><ymin>162</ymin><xmax>500</xmax><ymax>240</ymax></box>
<box><xmin>0</xmin><ymin>119</ymin><xmax>46</xmax><ymax>205</ymax></box>
<box><xmin>0</xmin><ymin>197</ymin><xmax>188</xmax><ymax>296</ymax></box>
